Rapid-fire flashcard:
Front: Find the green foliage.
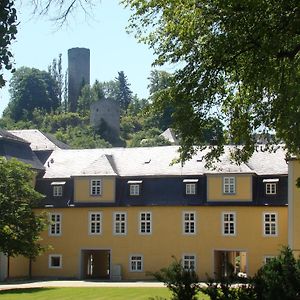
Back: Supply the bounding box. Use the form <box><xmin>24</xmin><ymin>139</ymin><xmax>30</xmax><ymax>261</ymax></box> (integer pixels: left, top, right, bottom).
<box><xmin>55</xmin><ymin>125</ymin><xmax>111</xmax><ymax>149</ymax></box>
<box><xmin>6</xmin><ymin>67</ymin><xmax>59</xmax><ymax>121</ymax></box>
<box><xmin>253</xmin><ymin>247</ymin><xmax>300</xmax><ymax>300</ymax></box>
<box><xmin>149</xmin><ymin>256</ymin><xmax>200</xmax><ymax>300</ymax></box>
<box><xmin>201</xmin><ymin>274</ymin><xmax>254</xmax><ymax>300</ymax></box>
<box><xmin>116</xmin><ymin>71</ymin><xmax>133</xmax><ymax>111</ymax></box>
<box><xmin>128</xmin><ymin>128</ymin><xmax>171</xmax><ymax>147</ymax></box>
<box><xmin>0</xmin><ymin>158</ymin><xmax>46</xmax><ymax>259</ymax></box>
<box><xmin>0</xmin><ymin>0</ymin><xmax>17</xmax><ymax>88</ymax></box>
<box><xmin>123</xmin><ymin>0</ymin><xmax>300</xmax><ymax>162</ymax></box>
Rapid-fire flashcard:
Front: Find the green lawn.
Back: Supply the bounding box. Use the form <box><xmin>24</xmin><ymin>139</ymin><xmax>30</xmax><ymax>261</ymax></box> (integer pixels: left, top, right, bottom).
<box><xmin>0</xmin><ymin>287</ymin><xmax>209</xmax><ymax>299</ymax></box>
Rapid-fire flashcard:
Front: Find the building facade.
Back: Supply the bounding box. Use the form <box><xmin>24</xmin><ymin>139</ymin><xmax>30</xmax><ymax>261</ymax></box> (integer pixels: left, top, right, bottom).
<box><xmin>6</xmin><ymin>145</ymin><xmax>291</xmax><ymax>281</ymax></box>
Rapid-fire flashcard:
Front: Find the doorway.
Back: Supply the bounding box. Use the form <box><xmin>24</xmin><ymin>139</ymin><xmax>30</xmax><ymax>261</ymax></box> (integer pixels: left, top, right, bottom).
<box><xmin>81</xmin><ymin>249</ymin><xmax>110</xmax><ymax>279</ymax></box>
<box><xmin>214</xmin><ymin>250</ymin><xmax>247</xmax><ymax>279</ymax></box>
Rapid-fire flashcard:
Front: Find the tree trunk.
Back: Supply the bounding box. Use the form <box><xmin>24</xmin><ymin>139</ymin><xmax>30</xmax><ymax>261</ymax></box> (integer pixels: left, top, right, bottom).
<box><xmin>6</xmin><ymin>256</ymin><xmax>10</xmax><ymax>281</ymax></box>
<box><xmin>29</xmin><ymin>258</ymin><xmax>32</xmax><ymax>279</ymax></box>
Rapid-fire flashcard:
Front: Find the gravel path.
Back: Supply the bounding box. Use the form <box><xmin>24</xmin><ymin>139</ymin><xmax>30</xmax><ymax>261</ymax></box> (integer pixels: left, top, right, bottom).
<box><xmin>0</xmin><ymin>280</ymin><xmax>165</xmax><ymax>291</ymax></box>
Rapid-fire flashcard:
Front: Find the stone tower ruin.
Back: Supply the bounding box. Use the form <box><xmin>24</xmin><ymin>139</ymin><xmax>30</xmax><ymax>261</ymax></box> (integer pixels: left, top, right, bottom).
<box><xmin>68</xmin><ymin>47</ymin><xmax>90</xmax><ymax>112</ymax></box>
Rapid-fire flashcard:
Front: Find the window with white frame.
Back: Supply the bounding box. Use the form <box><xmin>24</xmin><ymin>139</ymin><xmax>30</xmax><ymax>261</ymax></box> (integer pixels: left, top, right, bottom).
<box><xmin>222</xmin><ymin>212</ymin><xmax>236</xmax><ymax>236</ymax></box>
<box><xmin>90</xmin><ymin>179</ymin><xmax>101</xmax><ymax>196</ymax></box>
<box><xmin>130</xmin><ymin>184</ymin><xmax>140</xmax><ymax>196</ymax></box>
<box><xmin>186</xmin><ymin>183</ymin><xmax>196</xmax><ymax>195</ymax></box>
<box><xmin>130</xmin><ymin>255</ymin><xmax>143</xmax><ymax>272</ymax></box>
<box><xmin>49</xmin><ymin>213</ymin><xmax>61</xmax><ymax>236</ymax></box>
<box><xmin>265</xmin><ymin>183</ymin><xmax>277</xmax><ymax>195</ymax></box>
<box><xmin>89</xmin><ymin>212</ymin><xmax>102</xmax><ymax>235</ymax></box>
<box><xmin>49</xmin><ymin>254</ymin><xmax>62</xmax><ymax>268</ymax></box>
<box><xmin>183</xmin><ymin>212</ymin><xmax>196</xmax><ymax>234</ymax></box>
<box><xmin>223</xmin><ymin>177</ymin><xmax>236</xmax><ymax>194</ymax></box>
<box><xmin>53</xmin><ymin>185</ymin><xmax>63</xmax><ymax>197</ymax></box>
<box><xmin>264</xmin><ymin>256</ymin><xmax>275</xmax><ymax>264</ymax></box>
<box><xmin>139</xmin><ymin>212</ymin><xmax>152</xmax><ymax>234</ymax></box>
<box><xmin>114</xmin><ymin>212</ymin><xmax>127</xmax><ymax>235</ymax></box>
<box><xmin>182</xmin><ymin>254</ymin><xmax>196</xmax><ymax>271</ymax></box>
<box><xmin>263</xmin><ymin>213</ymin><xmax>277</xmax><ymax>236</ymax></box>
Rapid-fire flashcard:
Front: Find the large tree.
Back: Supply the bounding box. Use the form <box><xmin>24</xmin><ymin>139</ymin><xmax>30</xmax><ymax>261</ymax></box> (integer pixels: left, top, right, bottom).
<box><xmin>116</xmin><ymin>71</ymin><xmax>133</xmax><ymax>111</ymax></box>
<box><xmin>6</xmin><ymin>67</ymin><xmax>60</xmax><ymax>121</ymax></box>
<box><xmin>0</xmin><ymin>0</ymin><xmax>18</xmax><ymax>88</ymax></box>
<box><xmin>0</xmin><ymin>158</ymin><xmax>46</xmax><ymax>277</ymax></box>
<box><xmin>123</xmin><ymin>0</ymin><xmax>300</xmax><ymax>162</ymax></box>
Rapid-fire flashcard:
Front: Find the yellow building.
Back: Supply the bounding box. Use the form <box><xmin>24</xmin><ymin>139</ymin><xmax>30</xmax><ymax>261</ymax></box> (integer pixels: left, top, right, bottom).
<box><xmin>4</xmin><ymin>144</ymin><xmax>292</xmax><ymax>281</ymax></box>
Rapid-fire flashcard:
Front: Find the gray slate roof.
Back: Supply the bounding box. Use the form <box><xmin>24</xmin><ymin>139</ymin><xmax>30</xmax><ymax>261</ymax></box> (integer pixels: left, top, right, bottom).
<box><xmin>9</xmin><ymin>129</ymin><xmax>70</xmax><ymax>151</ymax></box>
<box><xmin>43</xmin><ymin>145</ymin><xmax>287</xmax><ymax>179</ymax></box>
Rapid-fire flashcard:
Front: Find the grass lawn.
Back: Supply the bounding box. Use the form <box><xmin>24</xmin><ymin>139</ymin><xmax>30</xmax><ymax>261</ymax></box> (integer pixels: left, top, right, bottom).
<box><xmin>0</xmin><ymin>287</ymin><xmax>209</xmax><ymax>299</ymax></box>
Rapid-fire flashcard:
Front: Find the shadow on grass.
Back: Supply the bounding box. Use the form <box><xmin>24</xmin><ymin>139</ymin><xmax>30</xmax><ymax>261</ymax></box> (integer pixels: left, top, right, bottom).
<box><xmin>0</xmin><ymin>288</ymin><xmax>56</xmax><ymax>295</ymax></box>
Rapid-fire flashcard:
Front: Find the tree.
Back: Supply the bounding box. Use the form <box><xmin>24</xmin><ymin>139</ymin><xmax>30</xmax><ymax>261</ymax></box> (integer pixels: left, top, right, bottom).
<box><xmin>6</xmin><ymin>67</ymin><xmax>60</xmax><ymax>121</ymax></box>
<box><xmin>253</xmin><ymin>247</ymin><xmax>300</xmax><ymax>300</ymax></box>
<box><xmin>31</xmin><ymin>0</ymin><xmax>99</xmax><ymax>26</ymax></box>
<box><xmin>0</xmin><ymin>158</ymin><xmax>46</xmax><ymax>278</ymax></box>
<box><xmin>48</xmin><ymin>53</ymin><xmax>64</xmax><ymax>108</ymax></box>
<box><xmin>123</xmin><ymin>0</ymin><xmax>300</xmax><ymax>162</ymax></box>
<box><xmin>150</xmin><ymin>256</ymin><xmax>200</xmax><ymax>300</ymax></box>
<box><xmin>116</xmin><ymin>71</ymin><xmax>133</xmax><ymax>111</ymax></box>
<box><xmin>0</xmin><ymin>0</ymin><xmax>18</xmax><ymax>88</ymax></box>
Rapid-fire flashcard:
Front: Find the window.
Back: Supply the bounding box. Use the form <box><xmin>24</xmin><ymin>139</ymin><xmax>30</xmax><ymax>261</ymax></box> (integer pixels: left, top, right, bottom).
<box><xmin>183</xmin><ymin>179</ymin><xmax>198</xmax><ymax>195</ymax></box>
<box><xmin>223</xmin><ymin>177</ymin><xmax>236</xmax><ymax>194</ymax></box>
<box><xmin>49</xmin><ymin>213</ymin><xmax>61</xmax><ymax>236</ymax></box>
<box><xmin>186</xmin><ymin>183</ymin><xmax>196</xmax><ymax>195</ymax></box>
<box><xmin>266</xmin><ymin>183</ymin><xmax>277</xmax><ymax>195</ymax></box>
<box><xmin>130</xmin><ymin>255</ymin><xmax>143</xmax><ymax>272</ymax></box>
<box><xmin>49</xmin><ymin>254</ymin><xmax>62</xmax><ymax>268</ymax></box>
<box><xmin>90</xmin><ymin>179</ymin><xmax>101</xmax><ymax>196</ymax></box>
<box><xmin>130</xmin><ymin>184</ymin><xmax>140</xmax><ymax>196</ymax></box>
<box><xmin>89</xmin><ymin>212</ymin><xmax>102</xmax><ymax>235</ymax></box>
<box><xmin>128</xmin><ymin>180</ymin><xmax>142</xmax><ymax>196</ymax></box>
<box><xmin>139</xmin><ymin>212</ymin><xmax>152</xmax><ymax>234</ymax></box>
<box><xmin>182</xmin><ymin>254</ymin><xmax>196</xmax><ymax>271</ymax></box>
<box><xmin>53</xmin><ymin>185</ymin><xmax>63</xmax><ymax>197</ymax></box>
<box><xmin>222</xmin><ymin>212</ymin><xmax>236</xmax><ymax>236</ymax></box>
<box><xmin>183</xmin><ymin>212</ymin><xmax>196</xmax><ymax>234</ymax></box>
<box><xmin>263</xmin><ymin>213</ymin><xmax>277</xmax><ymax>236</ymax></box>
<box><xmin>114</xmin><ymin>212</ymin><xmax>127</xmax><ymax>235</ymax></box>
<box><xmin>264</xmin><ymin>256</ymin><xmax>275</xmax><ymax>264</ymax></box>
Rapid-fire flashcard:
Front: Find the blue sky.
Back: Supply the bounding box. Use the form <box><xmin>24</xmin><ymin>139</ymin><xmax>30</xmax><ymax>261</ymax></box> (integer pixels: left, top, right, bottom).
<box><xmin>0</xmin><ymin>0</ymin><xmax>161</xmax><ymax>115</ymax></box>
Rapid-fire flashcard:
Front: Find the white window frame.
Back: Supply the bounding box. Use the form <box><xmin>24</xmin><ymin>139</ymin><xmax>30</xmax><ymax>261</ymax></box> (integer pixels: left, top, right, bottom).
<box><xmin>53</xmin><ymin>185</ymin><xmax>63</xmax><ymax>197</ymax></box>
<box><xmin>222</xmin><ymin>212</ymin><xmax>236</xmax><ymax>236</ymax></box>
<box><xmin>186</xmin><ymin>183</ymin><xmax>196</xmax><ymax>195</ymax></box>
<box><xmin>89</xmin><ymin>212</ymin><xmax>102</xmax><ymax>235</ymax></box>
<box><xmin>129</xmin><ymin>255</ymin><xmax>143</xmax><ymax>272</ymax></box>
<box><xmin>49</xmin><ymin>254</ymin><xmax>62</xmax><ymax>269</ymax></box>
<box><xmin>90</xmin><ymin>179</ymin><xmax>101</xmax><ymax>196</ymax></box>
<box><xmin>183</xmin><ymin>212</ymin><xmax>196</xmax><ymax>235</ymax></box>
<box><xmin>223</xmin><ymin>176</ymin><xmax>236</xmax><ymax>194</ymax></box>
<box><xmin>130</xmin><ymin>184</ymin><xmax>140</xmax><ymax>196</ymax></box>
<box><xmin>139</xmin><ymin>212</ymin><xmax>152</xmax><ymax>235</ymax></box>
<box><xmin>263</xmin><ymin>212</ymin><xmax>278</xmax><ymax>236</ymax></box>
<box><xmin>114</xmin><ymin>212</ymin><xmax>127</xmax><ymax>235</ymax></box>
<box><xmin>182</xmin><ymin>254</ymin><xmax>196</xmax><ymax>271</ymax></box>
<box><xmin>49</xmin><ymin>213</ymin><xmax>62</xmax><ymax>236</ymax></box>
<box><xmin>265</xmin><ymin>183</ymin><xmax>277</xmax><ymax>195</ymax></box>
<box><xmin>264</xmin><ymin>256</ymin><xmax>275</xmax><ymax>264</ymax></box>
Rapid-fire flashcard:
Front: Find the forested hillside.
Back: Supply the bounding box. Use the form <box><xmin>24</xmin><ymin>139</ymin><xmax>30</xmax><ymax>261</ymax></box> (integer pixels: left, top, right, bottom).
<box><xmin>0</xmin><ymin>56</ymin><xmax>177</xmax><ymax>148</ymax></box>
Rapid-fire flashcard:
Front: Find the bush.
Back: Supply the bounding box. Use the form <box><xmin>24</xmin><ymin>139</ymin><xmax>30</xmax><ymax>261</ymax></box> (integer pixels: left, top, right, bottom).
<box><xmin>149</xmin><ymin>256</ymin><xmax>200</xmax><ymax>300</ymax></box>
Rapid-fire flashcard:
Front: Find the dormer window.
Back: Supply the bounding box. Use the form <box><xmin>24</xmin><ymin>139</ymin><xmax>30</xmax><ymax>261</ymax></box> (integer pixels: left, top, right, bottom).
<box><xmin>128</xmin><ymin>180</ymin><xmax>142</xmax><ymax>196</ymax></box>
<box><xmin>90</xmin><ymin>179</ymin><xmax>101</xmax><ymax>196</ymax></box>
<box><xmin>263</xmin><ymin>179</ymin><xmax>279</xmax><ymax>195</ymax></box>
<box><xmin>51</xmin><ymin>181</ymin><xmax>66</xmax><ymax>197</ymax></box>
<box><xmin>223</xmin><ymin>177</ymin><xmax>236</xmax><ymax>194</ymax></box>
<box><xmin>183</xmin><ymin>179</ymin><xmax>198</xmax><ymax>195</ymax></box>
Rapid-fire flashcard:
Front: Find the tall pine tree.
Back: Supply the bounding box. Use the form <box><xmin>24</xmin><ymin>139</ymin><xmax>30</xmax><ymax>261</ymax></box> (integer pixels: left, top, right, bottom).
<box><xmin>116</xmin><ymin>71</ymin><xmax>133</xmax><ymax>111</ymax></box>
